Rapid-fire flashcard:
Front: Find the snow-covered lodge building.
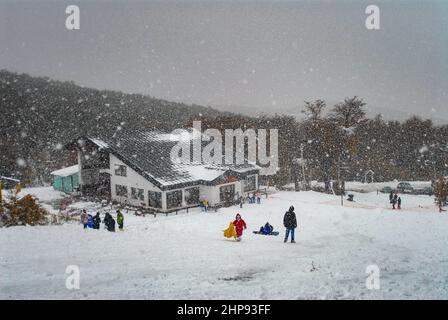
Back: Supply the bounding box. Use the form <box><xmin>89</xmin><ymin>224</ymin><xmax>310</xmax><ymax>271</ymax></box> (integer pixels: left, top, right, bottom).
<box><xmin>68</xmin><ymin>130</ymin><xmax>259</xmax><ymax>212</ymax></box>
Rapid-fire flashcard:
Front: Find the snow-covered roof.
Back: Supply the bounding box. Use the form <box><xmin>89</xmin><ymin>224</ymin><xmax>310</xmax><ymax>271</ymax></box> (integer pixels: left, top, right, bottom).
<box><xmin>51</xmin><ymin>165</ymin><xmax>79</xmax><ymax>177</ymax></box>
<box><xmin>80</xmin><ymin>129</ymin><xmax>259</xmax><ymax>189</ymax></box>
<box><xmin>0</xmin><ymin>176</ymin><xmax>20</xmax><ymax>182</ymax></box>
<box><xmin>88</xmin><ymin>138</ymin><xmax>109</xmax><ymax>149</ymax></box>
<box><xmin>148</xmin><ymin>164</ymin><xmax>225</xmax><ymax>186</ymax></box>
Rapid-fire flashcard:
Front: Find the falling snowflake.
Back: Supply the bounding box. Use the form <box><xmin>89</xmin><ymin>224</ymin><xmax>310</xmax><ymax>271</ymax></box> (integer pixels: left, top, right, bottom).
<box><xmin>419</xmin><ymin>145</ymin><xmax>429</xmax><ymax>154</ymax></box>
<box><xmin>17</xmin><ymin>158</ymin><xmax>26</xmax><ymax>167</ymax></box>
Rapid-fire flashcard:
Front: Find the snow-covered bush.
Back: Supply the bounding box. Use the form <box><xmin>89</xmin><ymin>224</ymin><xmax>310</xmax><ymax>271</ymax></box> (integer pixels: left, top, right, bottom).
<box><xmin>0</xmin><ymin>194</ymin><xmax>49</xmax><ymax>227</ymax></box>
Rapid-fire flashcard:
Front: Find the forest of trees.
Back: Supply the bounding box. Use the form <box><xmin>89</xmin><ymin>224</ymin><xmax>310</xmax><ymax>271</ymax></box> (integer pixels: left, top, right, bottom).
<box><xmin>0</xmin><ymin>70</ymin><xmax>226</xmax><ymax>184</ymax></box>
<box><xmin>192</xmin><ymin>98</ymin><xmax>448</xmax><ymax>187</ymax></box>
<box><xmin>1</xmin><ymin>70</ymin><xmax>447</xmax><ymax>187</ymax></box>
<box><xmin>297</xmin><ymin>98</ymin><xmax>448</xmax><ymax>184</ymax></box>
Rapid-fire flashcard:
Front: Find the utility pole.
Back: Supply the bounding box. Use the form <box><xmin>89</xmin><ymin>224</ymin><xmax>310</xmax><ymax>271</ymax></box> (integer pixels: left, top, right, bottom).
<box><xmin>337</xmin><ymin>155</ymin><xmax>343</xmax><ymax>206</ymax></box>
<box><xmin>341</xmin><ymin>188</ymin><xmax>344</xmax><ymax>206</ymax></box>
<box><xmin>300</xmin><ymin>144</ymin><xmax>307</xmax><ymax>190</ymax></box>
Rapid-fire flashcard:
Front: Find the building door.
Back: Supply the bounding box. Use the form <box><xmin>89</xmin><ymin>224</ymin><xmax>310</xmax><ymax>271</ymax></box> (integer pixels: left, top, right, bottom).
<box><xmin>219</xmin><ymin>184</ymin><xmax>235</xmax><ymax>204</ymax></box>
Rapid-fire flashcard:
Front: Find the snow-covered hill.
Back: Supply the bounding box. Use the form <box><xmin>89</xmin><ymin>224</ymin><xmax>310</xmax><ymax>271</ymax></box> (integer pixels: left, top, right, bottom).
<box><xmin>0</xmin><ymin>187</ymin><xmax>446</xmax><ymax>299</ymax></box>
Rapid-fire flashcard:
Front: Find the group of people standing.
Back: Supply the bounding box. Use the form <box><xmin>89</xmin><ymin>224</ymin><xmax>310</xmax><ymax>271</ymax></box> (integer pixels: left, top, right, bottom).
<box><xmin>200</xmin><ymin>199</ymin><xmax>209</xmax><ymax>212</ymax></box>
<box><xmin>224</xmin><ymin>206</ymin><xmax>298</xmax><ymax>243</ymax></box>
<box><xmin>239</xmin><ymin>190</ymin><xmax>262</xmax><ymax>208</ymax></box>
<box><xmin>80</xmin><ymin>209</ymin><xmax>124</xmax><ymax>232</ymax></box>
<box><xmin>201</xmin><ymin>190</ymin><xmax>264</xmax><ymax>211</ymax></box>
<box><xmin>389</xmin><ymin>191</ymin><xmax>402</xmax><ymax>210</ymax></box>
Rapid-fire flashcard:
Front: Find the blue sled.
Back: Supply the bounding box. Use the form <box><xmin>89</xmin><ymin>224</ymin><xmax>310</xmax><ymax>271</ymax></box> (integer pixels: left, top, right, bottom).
<box><xmin>253</xmin><ymin>231</ymin><xmax>279</xmax><ymax>236</ymax></box>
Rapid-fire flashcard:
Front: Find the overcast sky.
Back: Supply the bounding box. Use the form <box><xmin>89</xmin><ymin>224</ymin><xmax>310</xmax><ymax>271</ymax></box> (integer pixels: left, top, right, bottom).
<box><xmin>1</xmin><ymin>0</ymin><xmax>447</xmax><ymax>122</ymax></box>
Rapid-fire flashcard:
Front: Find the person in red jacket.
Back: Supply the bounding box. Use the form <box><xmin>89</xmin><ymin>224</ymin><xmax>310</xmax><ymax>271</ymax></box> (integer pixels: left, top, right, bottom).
<box><xmin>233</xmin><ymin>213</ymin><xmax>247</xmax><ymax>242</ymax></box>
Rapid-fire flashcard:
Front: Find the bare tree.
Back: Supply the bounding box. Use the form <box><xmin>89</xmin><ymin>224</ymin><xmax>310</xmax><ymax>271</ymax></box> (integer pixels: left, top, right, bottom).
<box><xmin>302</xmin><ymin>100</ymin><xmax>326</xmax><ymax>122</ymax></box>
<box><xmin>330</xmin><ymin>96</ymin><xmax>367</xmax><ymax>128</ymax></box>
<box><xmin>434</xmin><ymin>176</ymin><xmax>448</xmax><ymax>212</ymax></box>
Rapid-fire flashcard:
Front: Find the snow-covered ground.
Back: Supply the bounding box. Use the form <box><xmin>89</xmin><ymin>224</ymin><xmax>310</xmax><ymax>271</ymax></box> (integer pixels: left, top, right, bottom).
<box><xmin>344</xmin><ymin>181</ymin><xmax>431</xmax><ymax>193</ymax></box>
<box><xmin>308</xmin><ymin>180</ymin><xmax>431</xmax><ymax>193</ymax></box>
<box><xmin>1</xmin><ymin>187</ymin><xmax>447</xmax><ymax>299</ymax></box>
<box><xmin>281</xmin><ymin>180</ymin><xmax>432</xmax><ymax>193</ymax></box>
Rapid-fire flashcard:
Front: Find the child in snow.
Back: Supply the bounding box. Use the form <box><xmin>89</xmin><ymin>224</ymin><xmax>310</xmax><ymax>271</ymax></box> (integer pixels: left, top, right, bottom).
<box><xmin>103</xmin><ymin>212</ymin><xmax>110</xmax><ymax>229</ymax></box>
<box><xmin>392</xmin><ymin>192</ymin><xmax>398</xmax><ymax>209</ymax></box>
<box><xmin>200</xmin><ymin>199</ymin><xmax>205</xmax><ymax>212</ymax></box>
<box><xmin>87</xmin><ymin>214</ymin><xmax>94</xmax><ymax>228</ymax></box>
<box><xmin>233</xmin><ymin>213</ymin><xmax>247</xmax><ymax>242</ymax></box>
<box><xmin>109</xmin><ymin>217</ymin><xmax>116</xmax><ymax>232</ymax></box>
<box><xmin>256</xmin><ymin>191</ymin><xmax>261</xmax><ymax>204</ymax></box>
<box><xmin>202</xmin><ymin>199</ymin><xmax>208</xmax><ymax>212</ymax></box>
<box><xmin>93</xmin><ymin>212</ymin><xmax>101</xmax><ymax>230</ymax></box>
<box><xmin>80</xmin><ymin>209</ymin><xmax>88</xmax><ymax>229</ymax></box>
<box><xmin>259</xmin><ymin>222</ymin><xmax>274</xmax><ymax>235</ymax></box>
<box><xmin>397</xmin><ymin>197</ymin><xmax>401</xmax><ymax>210</ymax></box>
<box><xmin>117</xmin><ymin>210</ymin><xmax>124</xmax><ymax>231</ymax></box>
<box><xmin>103</xmin><ymin>212</ymin><xmax>115</xmax><ymax>232</ymax></box>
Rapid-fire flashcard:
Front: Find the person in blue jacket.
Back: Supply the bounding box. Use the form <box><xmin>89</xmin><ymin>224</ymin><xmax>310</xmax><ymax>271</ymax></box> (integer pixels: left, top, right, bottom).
<box><xmin>87</xmin><ymin>214</ymin><xmax>94</xmax><ymax>228</ymax></box>
<box><xmin>259</xmin><ymin>222</ymin><xmax>274</xmax><ymax>235</ymax></box>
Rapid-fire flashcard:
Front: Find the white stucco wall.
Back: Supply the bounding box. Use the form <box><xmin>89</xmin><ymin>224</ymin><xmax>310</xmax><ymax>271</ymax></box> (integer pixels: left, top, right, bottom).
<box><xmin>109</xmin><ymin>154</ymin><xmax>163</xmax><ymax>208</ymax></box>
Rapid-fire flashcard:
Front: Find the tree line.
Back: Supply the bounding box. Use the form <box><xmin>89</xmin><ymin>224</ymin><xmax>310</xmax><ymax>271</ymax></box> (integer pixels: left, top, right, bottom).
<box><xmin>1</xmin><ymin>70</ymin><xmax>447</xmax><ymax>187</ymax></box>
<box><xmin>193</xmin><ymin>97</ymin><xmax>448</xmax><ymax>186</ymax></box>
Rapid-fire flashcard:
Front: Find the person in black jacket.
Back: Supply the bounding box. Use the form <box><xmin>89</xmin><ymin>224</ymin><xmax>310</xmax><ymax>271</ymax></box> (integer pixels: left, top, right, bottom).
<box><xmin>103</xmin><ymin>212</ymin><xmax>115</xmax><ymax>232</ymax></box>
<box><xmin>108</xmin><ymin>217</ymin><xmax>116</xmax><ymax>232</ymax></box>
<box><xmin>93</xmin><ymin>212</ymin><xmax>101</xmax><ymax>230</ymax></box>
<box><xmin>103</xmin><ymin>212</ymin><xmax>110</xmax><ymax>228</ymax></box>
<box><xmin>283</xmin><ymin>206</ymin><xmax>297</xmax><ymax>243</ymax></box>
<box><xmin>103</xmin><ymin>212</ymin><xmax>116</xmax><ymax>232</ymax></box>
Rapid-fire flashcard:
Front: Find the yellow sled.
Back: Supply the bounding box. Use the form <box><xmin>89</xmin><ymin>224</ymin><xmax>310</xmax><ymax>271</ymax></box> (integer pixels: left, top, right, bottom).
<box><xmin>223</xmin><ymin>222</ymin><xmax>237</xmax><ymax>240</ymax></box>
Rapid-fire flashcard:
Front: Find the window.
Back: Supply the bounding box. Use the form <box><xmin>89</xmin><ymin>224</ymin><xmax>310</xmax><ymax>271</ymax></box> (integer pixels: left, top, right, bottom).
<box><xmin>114</xmin><ymin>164</ymin><xmax>127</xmax><ymax>177</ymax></box>
<box><xmin>184</xmin><ymin>187</ymin><xmax>200</xmax><ymax>205</ymax></box>
<box><xmin>148</xmin><ymin>191</ymin><xmax>162</xmax><ymax>209</ymax></box>
<box><xmin>115</xmin><ymin>184</ymin><xmax>128</xmax><ymax>197</ymax></box>
<box><xmin>243</xmin><ymin>175</ymin><xmax>256</xmax><ymax>192</ymax></box>
<box><xmin>167</xmin><ymin>190</ymin><xmax>183</xmax><ymax>209</ymax></box>
<box><xmin>131</xmin><ymin>187</ymin><xmax>144</xmax><ymax>201</ymax></box>
<box><xmin>220</xmin><ymin>184</ymin><xmax>235</xmax><ymax>203</ymax></box>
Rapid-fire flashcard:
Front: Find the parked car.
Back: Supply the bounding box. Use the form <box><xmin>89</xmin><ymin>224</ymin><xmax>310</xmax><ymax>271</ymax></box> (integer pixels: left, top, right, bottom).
<box><xmin>422</xmin><ymin>186</ymin><xmax>434</xmax><ymax>196</ymax></box>
<box><xmin>380</xmin><ymin>186</ymin><xmax>394</xmax><ymax>193</ymax></box>
<box><xmin>414</xmin><ymin>186</ymin><xmax>434</xmax><ymax>196</ymax></box>
<box><xmin>396</xmin><ymin>182</ymin><xmax>414</xmax><ymax>193</ymax></box>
